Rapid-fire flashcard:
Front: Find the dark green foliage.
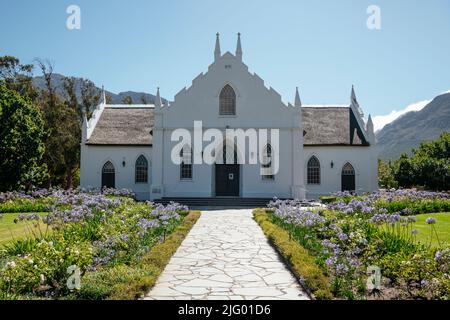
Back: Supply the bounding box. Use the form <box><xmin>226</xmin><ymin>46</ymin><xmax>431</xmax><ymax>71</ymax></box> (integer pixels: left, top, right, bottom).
<box><xmin>381</xmin><ymin>132</ymin><xmax>450</xmax><ymax>191</ymax></box>
<box><xmin>0</xmin><ymin>82</ymin><xmax>48</xmax><ymax>191</ymax></box>
<box><xmin>378</xmin><ymin>159</ymin><xmax>398</xmax><ymax>189</ymax></box>
<box><xmin>0</xmin><ymin>55</ymin><xmax>102</xmax><ymax>191</ymax></box>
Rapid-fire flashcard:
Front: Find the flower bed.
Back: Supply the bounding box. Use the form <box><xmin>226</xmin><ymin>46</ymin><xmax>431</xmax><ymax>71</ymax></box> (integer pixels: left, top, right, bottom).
<box><xmin>265</xmin><ymin>190</ymin><xmax>450</xmax><ymax>300</ymax></box>
<box><xmin>0</xmin><ymin>189</ymin><xmax>191</xmax><ymax>300</ymax></box>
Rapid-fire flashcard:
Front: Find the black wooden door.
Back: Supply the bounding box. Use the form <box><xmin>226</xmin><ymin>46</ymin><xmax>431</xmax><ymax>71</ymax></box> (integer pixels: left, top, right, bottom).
<box><xmin>341</xmin><ymin>174</ymin><xmax>355</xmax><ymax>192</ymax></box>
<box><xmin>215</xmin><ymin>165</ymin><xmax>240</xmax><ymax>196</ymax></box>
<box><xmin>102</xmin><ymin>172</ymin><xmax>115</xmax><ymax>189</ymax></box>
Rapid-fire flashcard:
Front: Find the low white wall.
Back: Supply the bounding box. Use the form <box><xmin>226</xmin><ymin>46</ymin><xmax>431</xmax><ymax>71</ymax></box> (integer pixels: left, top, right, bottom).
<box><xmin>80</xmin><ymin>144</ymin><xmax>378</xmax><ymax>201</ymax></box>
<box><xmin>80</xmin><ymin>145</ymin><xmax>152</xmax><ymax>200</ymax></box>
<box><xmin>303</xmin><ymin>145</ymin><xmax>378</xmax><ymax>199</ymax></box>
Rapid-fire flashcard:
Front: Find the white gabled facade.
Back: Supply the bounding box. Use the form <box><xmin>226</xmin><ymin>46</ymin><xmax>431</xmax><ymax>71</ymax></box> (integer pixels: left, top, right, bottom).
<box><xmin>80</xmin><ymin>34</ymin><xmax>378</xmax><ymax>201</ymax></box>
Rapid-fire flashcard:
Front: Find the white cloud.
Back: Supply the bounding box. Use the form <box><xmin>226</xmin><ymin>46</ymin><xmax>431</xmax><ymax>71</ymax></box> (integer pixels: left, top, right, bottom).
<box><xmin>373</xmin><ymin>89</ymin><xmax>450</xmax><ymax>132</ymax></box>
<box><xmin>372</xmin><ymin>99</ymin><xmax>431</xmax><ymax>132</ymax></box>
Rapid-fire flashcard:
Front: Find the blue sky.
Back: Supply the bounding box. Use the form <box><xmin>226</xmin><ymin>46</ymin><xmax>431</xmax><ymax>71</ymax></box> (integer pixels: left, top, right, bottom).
<box><xmin>1</xmin><ymin>0</ymin><xmax>449</xmax><ymax>128</ymax></box>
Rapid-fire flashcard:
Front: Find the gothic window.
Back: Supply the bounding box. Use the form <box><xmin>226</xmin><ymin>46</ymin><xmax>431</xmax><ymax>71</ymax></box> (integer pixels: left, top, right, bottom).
<box><xmin>135</xmin><ymin>155</ymin><xmax>148</xmax><ymax>183</ymax></box>
<box><xmin>219</xmin><ymin>84</ymin><xmax>236</xmax><ymax>115</ymax></box>
<box><xmin>307</xmin><ymin>156</ymin><xmax>320</xmax><ymax>185</ymax></box>
<box><xmin>180</xmin><ymin>145</ymin><xmax>193</xmax><ymax>180</ymax></box>
<box><xmin>261</xmin><ymin>144</ymin><xmax>274</xmax><ymax>180</ymax></box>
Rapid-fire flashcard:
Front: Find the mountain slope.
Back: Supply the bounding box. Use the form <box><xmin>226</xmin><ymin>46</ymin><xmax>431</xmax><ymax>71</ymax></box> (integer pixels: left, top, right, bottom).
<box><xmin>32</xmin><ymin>73</ymin><xmax>165</xmax><ymax>104</ymax></box>
<box><xmin>376</xmin><ymin>92</ymin><xmax>450</xmax><ymax>160</ymax></box>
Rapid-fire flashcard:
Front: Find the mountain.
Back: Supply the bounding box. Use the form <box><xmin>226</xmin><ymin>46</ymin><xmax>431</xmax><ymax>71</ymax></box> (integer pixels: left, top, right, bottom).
<box><xmin>32</xmin><ymin>73</ymin><xmax>165</xmax><ymax>105</ymax></box>
<box><xmin>376</xmin><ymin>92</ymin><xmax>450</xmax><ymax>160</ymax></box>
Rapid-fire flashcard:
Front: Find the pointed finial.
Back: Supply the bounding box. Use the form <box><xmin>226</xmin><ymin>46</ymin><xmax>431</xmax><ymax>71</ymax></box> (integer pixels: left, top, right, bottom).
<box><xmin>295</xmin><ymin>87</ymin><xmax>302</xmax><ymax>107</ymax></box>
<box><xmin>351</xmin><ymin>85</ymin><xmax>358</xmax><ymax>106</ymax></box>
<box><xmin>366</xmin><ymin>114</ymin><xmax>375</xmax><ymax>143</ymax></box>
<box><xmin>350</xmin><ymin>85</ymin><xmax>364</xmax><ymax>117</ymax></box>
<box><xmin>236</xmin><ymin>32</ymin><xmax>242</xmax><ymax>61</ymax></box>
<box><xmin>101</xmin><ymin>85</ymin><xmax>106</xmax><ymax>105</ymax></box>
<box><xmin>214</xmin><ymin>33</ymin><xmax>221</xmax><ymax>61</ymax></box>
<box><xmin>155</xmin><ymin>87</ymin><xmax>162</xmax><ymax>109</ymax></box>
<box><xmin>367</xmin><ymin>114</ymin><xmax>374</xmax><ymax>131</ymax></box>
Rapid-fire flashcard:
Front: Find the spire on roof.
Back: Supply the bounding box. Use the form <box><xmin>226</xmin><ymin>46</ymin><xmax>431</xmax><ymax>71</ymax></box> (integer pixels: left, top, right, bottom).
<box><xmin>351</xmin><ymin>85</ymin><xmax>358</xmax><ymax>106</ymax></box>
<box><xmin>100</xmin><ymin>85</ymin><xmax>106</xmax><ymax>105</ymax></box>
<box><xmin>81</xmin><ymin>107</ymin><xmax>88</xmax><ymax>143</ymax></box>
<box><xmin>155</xmin><ymin>87</ymin><xmax>162</xmax><ymax>109</ymax></box>
<box><xmin>295</xmin><ymin>87</ymin><xmax>302</xmax><ymax>107</ymax></box>
<box><xmin>350</xmin><ymin>85</ymin><xmax>364</xmax><ymax>117</ymax></box>
<box><xmin>367</xmin><ymin>114</ymin><xmax>373</xmax><ymax>129</ymax></box>
<box><xmin>366</xmin><ymin>114</ymin><xmax>375</xmax><ymax>144</ymax></box>
<box><xmin>236</xmin><ymin>32</ymin><xmax>242</xmax><ymax>61</ymax></box>
<box><xmin>214</xmin><ymin>33</ymin><xmax>221</xmax><ymax>61</ymax></box>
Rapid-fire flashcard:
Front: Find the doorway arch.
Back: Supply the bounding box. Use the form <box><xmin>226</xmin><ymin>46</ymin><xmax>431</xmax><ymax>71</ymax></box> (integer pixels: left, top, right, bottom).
<box><xmin>102</xmin><ymin>161</ymin><xmax>115</xmax><ymax>189</ymax></box>
<box><xmin>341</xmin><ymin>162</ymin><xmax>355</xmax><ymax>192</ymax></box>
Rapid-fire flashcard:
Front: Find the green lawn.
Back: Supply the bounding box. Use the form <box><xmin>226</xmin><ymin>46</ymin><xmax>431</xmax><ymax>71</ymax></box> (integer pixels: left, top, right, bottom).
<box><xmin>0</xmin><ymin>212</ymin><xmax>48</xmax><ymax>245</ymax></box>
<box><xmin>414</xmin><ymin>212</ymin><xmax>450</xmax><ymax>248</ymax></box>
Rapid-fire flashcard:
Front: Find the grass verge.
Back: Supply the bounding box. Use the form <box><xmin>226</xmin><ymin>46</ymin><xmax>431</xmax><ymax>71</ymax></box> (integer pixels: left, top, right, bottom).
<box><xmin>414</xmin><ymin>212</ymin><xmax>450</xmax><ymax>248</ymax></box>
<box><xmin>77</xmin><ymin>210</ymin><xmax>201</xmax><ymax>300</ymax></box>
<box><xmin>0</xmin><ymin>212</ymin><xmax>49</xmax><ymax>245</ymax></box>
<box><xmin>253</xmin><ymin>208</ymin><xmax>333</xmax><ymax>300</ymax></box>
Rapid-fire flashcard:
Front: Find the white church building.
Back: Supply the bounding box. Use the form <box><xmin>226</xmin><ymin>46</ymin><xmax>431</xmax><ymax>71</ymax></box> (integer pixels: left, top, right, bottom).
<box><xmin>80</xmin><ymin>34</ymin><xmax>378</xmax><ymax>201</ymax></box>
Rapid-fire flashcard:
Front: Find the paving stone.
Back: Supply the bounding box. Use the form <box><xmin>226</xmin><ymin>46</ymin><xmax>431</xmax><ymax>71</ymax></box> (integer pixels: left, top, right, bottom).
<box><xmin>145</xmin><ymin>209</ymin><xmax>309</xmax><ymax>300</ymax></box>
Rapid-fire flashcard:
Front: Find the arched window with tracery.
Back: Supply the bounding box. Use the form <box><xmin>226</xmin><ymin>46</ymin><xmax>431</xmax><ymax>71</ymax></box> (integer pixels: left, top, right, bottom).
<box><xmin>135</xmin><ymin>155</ymin><xmax>148</xmax><ymax>183</ymax></box>
<box><xmin>307</xmin><ymin>156</ymin><xmax>320</xmax><ymax>185</ymax></box>
<box><xmin>219</xmin><ymin>84</ymin><xmax>236</xmax><ymax>115</ymax></box>
<box><xmin>180</xmin><ymin>145</ymin><xmax>193</xmax><ymax>180</ymax></box>
<box><xmin>261</xmin><ymin>144</ymin><xmax>274</xmax><ymax>180</ymax></box>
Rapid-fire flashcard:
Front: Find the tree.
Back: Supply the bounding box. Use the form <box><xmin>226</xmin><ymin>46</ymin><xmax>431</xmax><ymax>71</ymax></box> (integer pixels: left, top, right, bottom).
<box><xmin>410</xmin><ymin>132</ymin><xmax>450</xmax><ymax>190</ymax></box>
<box><xmin>0</xmin><ymin>56</ymin><xmax>36</xmax><ymax>99</ymax></box>
<box><xmin>391</xmin><ymin>132</ymin><xmax>450</xmax><ymax>190</ymax></box>
<box><xmin>80</xmin><ymin>79</ymin><xmax>99</xmax><ymax>117</ymax></box>
<box><xmin>378</xmin><ymin>159</ymin><xmax>398</xmax><ymax>189</ymax></box>
<box><xmin>140</xmin><ymin>94</ymin><xmax>148</xmax><ymax>104</ymax></box>
<box><xmin>122</xmin><ymin>95</ymin><xmax>133</xmax><ymax>104</ymax></box>
<box><xmin>393</xmin><ymin>154</ymin><xmax>415</xmax><ymax>188</ymax></box>
<box><xmin>0</xmin><ymin>82</ymin><xmax>48</xmax><ymax>191</ymax></box>
<box><xmin>36</xmin><ymin>60</ymin><xmax>80</xmax><ymax>188</ymax></box>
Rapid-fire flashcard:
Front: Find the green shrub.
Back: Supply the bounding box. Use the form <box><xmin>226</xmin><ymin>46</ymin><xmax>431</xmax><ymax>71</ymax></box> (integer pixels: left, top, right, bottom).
<box><xmin>376</xmin><ymin>199</ymin><xmax>450</xmax><ymax>215</ymax></box>
<box><xmin>0</xmin><ymin>199</ymin><xmax>51</xmax><ymax>213</ymax></box>
<box><xmin>320</xmin><ymin>196</ymin><xmax>337</xmax><ymax>204</ymax></box>
<box><xmin>0</xmin><ymin>236</ymin><xmax>93</xmax><ymax>295</ymax></box>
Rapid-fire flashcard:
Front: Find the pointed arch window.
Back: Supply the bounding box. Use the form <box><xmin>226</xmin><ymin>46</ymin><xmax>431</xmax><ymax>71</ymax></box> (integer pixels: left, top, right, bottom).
<box><xmin>307</xmin><ymin>156</ymin><xmax>321</xmax><ymax>185</ymax></box>
<box><xmin>180</xmin><ymin>145</ymin><xmax>193</xmax><ymax>180</ymax></box>
<box><xmin>135</xmin><ymin>155</ymin><xmax>148</xmax><ymax>183</ymax></box>
<box><xmin>219</xmin><ymin>84</ymin><xmax>236</xmax><ymax>115</ymax></box>
<box><xmin>261</xmin><ymin>144</ymin><xmax>274</xmax><ymax>180</ymax></box>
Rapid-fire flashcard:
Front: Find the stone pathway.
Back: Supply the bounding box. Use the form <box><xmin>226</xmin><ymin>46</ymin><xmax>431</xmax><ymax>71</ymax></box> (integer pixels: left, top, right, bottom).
<box><xmin>145</xmin><ymin>209</ymin><xmax>309</xmax><ymax>300</ymax></box>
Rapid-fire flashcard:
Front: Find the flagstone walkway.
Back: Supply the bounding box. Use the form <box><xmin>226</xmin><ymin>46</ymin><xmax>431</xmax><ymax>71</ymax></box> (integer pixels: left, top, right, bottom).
<box><xmin>145</xmin><ymin>209</ymin><xmax>309</xmax><ymax>300</ymax></box>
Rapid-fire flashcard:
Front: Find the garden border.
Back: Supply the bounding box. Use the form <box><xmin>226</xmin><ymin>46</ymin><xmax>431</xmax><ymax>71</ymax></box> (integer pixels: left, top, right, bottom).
<box><xmin>77</xmin><ymin>210</ymin><xmax>201</xmax><ymax>300</ymax></box>
<box><xmin>253</xmin><ymin>208</ymin><xmax>333</xmax><ymax>300</ymax></box>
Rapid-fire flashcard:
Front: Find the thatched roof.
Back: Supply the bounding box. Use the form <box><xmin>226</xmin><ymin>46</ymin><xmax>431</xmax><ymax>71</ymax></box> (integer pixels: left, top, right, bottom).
<box><xmin>302</xmin><ymin>107</ymin><xmax>356</xmax><ymax>145</ymax></box>
<box><xmin>87</xmin><ymin>107</ymin><xmax>154</xmax><ymax>145</ymax></box>
<box><xmin>87</xmin><ymin>105</ymin><xmax>365</xmax><ymax>146</ymax></box>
